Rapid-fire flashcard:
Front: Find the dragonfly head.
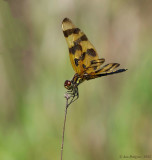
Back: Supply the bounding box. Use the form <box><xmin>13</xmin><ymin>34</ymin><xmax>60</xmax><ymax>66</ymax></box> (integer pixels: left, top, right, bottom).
<box><xmin>64</xmin><ymin>80</ymin><xmax>73</xmax><ymax>90</ymax></box>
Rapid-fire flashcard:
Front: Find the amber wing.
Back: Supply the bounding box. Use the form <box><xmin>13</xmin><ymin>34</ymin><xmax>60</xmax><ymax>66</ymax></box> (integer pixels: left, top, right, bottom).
<box><xmin>62</xmin><ymin>18</ymin><xmax>105</xmax><ymax>75</ymax></box>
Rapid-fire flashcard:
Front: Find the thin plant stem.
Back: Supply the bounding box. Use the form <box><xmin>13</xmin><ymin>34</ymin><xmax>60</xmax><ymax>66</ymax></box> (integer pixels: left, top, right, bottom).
<box><xmin>61</xmin><ymin>93</ymin><xmax>70</xmax><ymax>160</ymax></box>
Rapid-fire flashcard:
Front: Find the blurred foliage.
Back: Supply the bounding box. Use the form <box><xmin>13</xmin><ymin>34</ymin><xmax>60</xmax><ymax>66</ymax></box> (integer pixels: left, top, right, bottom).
<box><xmin>0</xmin><ymin>0</ymin><xmax>152</xmax><ymax>160</ymax></box>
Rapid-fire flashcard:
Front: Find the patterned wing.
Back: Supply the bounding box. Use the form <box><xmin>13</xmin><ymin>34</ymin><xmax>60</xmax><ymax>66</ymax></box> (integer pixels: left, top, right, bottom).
<box><xmin>62</xmin><ymin>18</ymin><xmax>104</xmax><ymax>75</ymax></box>
<box><xmin>85</xmin><ymin>63</ymin><xmax>127</xmax><ymax>80</ymax></box>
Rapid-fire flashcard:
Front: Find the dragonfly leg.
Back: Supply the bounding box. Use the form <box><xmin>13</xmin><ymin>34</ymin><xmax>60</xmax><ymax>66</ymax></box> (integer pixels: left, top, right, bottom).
<box><xmin>67</xmin><ymin>87</ymin><xmax>79</xmax><ymax>107</ymax></box>
<box><xmin>67</xmin><ymin>90</ymin><xmax>73</xmax><ymax>94</ymax></box>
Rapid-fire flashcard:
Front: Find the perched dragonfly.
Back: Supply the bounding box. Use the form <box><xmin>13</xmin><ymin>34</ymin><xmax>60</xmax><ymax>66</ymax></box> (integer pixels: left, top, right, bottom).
<box><xmin>62</xmin><ymin>18</ymin><xmax>127</xmax><ymax>106</ymax></box>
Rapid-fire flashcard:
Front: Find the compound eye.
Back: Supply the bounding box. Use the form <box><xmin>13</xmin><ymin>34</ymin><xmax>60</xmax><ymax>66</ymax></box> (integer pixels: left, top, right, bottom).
<box><xmin>64</xmin><ymin>80</ymin><xmax>71</xmax><ymax>87</ymax></box>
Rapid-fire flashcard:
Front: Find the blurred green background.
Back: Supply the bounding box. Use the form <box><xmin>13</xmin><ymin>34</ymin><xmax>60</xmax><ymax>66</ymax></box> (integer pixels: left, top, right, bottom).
<box><xmin>0</xmin><ymin>0</ymin><xmax>152</xmax><ymax>160</ymax></box>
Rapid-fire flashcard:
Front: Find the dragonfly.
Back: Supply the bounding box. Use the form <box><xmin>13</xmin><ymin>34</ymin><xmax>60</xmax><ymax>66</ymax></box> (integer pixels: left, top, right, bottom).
<box><xmin>62</xmin><ymin>18</ymin><xmax>127</xmax><ymax>106</ymax></box>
